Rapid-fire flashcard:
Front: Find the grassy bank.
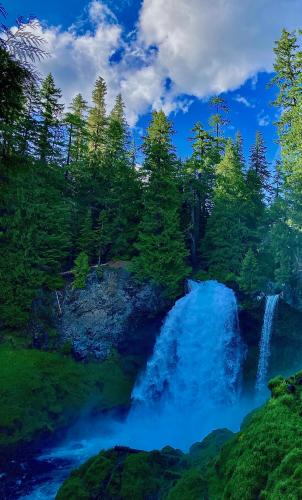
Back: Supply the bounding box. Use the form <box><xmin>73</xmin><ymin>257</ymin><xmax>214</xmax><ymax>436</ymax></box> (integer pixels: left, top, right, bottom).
<box><xmin>0</xmin><ymin>346</ymin><xmax>139</xmax><ymax>452</ymax></box>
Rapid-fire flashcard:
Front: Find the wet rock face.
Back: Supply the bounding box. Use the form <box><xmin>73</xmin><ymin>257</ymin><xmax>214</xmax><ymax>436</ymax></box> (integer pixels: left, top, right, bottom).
<box><xmin>55</xmin><ymin>267</ymin><xmax>169</xmax><ymax>360</ymax></box>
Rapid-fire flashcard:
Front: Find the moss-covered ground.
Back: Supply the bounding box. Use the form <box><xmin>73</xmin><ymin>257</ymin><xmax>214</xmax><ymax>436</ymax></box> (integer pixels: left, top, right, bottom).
<box><xmin>208</xmin><ymin>372</ymin><xmax>302</xmax><ymax>499</ymax></box>
<box><xmin>56</xmin><ymin>430</ymin><xmax>232</xmax><ymax>499</ymax></box>
<box><xmin>0</xmin><ymin>346</ymin><xmax>139</xmax><ymax>452</ymax></box>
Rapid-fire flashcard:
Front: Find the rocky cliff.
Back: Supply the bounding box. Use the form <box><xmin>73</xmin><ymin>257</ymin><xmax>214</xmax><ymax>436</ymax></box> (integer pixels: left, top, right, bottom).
<box><xmin>31</xmin><ymin>264</ymin><xmax>170</xmax><ymax>361</ymax></box>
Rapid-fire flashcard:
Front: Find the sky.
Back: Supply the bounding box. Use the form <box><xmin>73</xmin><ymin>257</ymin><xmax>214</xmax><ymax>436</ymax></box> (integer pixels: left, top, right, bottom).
<box><xmin>6</xmin><ymin>0</ymin><xmax>302</xmax><ymax>163</ymax></box>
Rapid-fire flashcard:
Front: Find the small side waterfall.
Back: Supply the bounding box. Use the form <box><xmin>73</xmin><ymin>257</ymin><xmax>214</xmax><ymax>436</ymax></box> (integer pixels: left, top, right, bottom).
<box><xmin>133</xmin><ymin>280</ymin><xmax>245</xmax><ymax>415</ymax></box>
<box><xmin>255</xmin><ymin>295</ymin><xmax>279</xmax><ymax>393</ymax></box>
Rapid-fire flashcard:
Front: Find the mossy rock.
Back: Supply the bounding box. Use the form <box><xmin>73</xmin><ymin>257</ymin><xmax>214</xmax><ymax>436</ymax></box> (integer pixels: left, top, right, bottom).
<box><xmin>56</xmin><ymin>446</ymin><xmax>187</xmax><ymax>500</ymax></box>
<box><xmin>208</xmin><ymin>371</ymin><xmax>302</xmax><ymax>499</ymax></box>
<box><xmin>57</xmin><ymin>430</ymin><xmax>232</xmax><ymax>499</ymax></box>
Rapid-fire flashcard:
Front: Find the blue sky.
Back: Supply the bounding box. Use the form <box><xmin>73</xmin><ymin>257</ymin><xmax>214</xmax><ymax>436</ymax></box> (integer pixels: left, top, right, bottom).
<box><xmin>7</xmin><ymin>0</ymin><xmax>302</xmax><ymax>163</ymax></box>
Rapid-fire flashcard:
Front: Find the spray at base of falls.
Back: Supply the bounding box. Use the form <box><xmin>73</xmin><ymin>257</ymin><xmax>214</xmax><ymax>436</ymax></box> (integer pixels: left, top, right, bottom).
<box><xmin>255</xmin><ymin>294</ymin><xmax>280</xmax><ymax>394</ymax></box>
<box><xmin>20</xmin><ymin>280</ymin><xmax>249</xmax><ymax>499</ymax></box>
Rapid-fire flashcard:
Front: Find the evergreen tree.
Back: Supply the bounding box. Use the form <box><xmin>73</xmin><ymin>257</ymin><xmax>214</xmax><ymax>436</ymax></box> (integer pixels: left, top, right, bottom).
<box><xmin>38</xmin><ymin>73</ymin><xmax>64</xmax><ymax>163</ymax></box>
<box><xmin>18</xmin><ymin>81</ymin><xmax>40</xmax><ymax>157</ymax></box>
<box><xmin>202</xmin><ymin>140</ymin><xmax>248</xmax><ymax>283</ymax></box>
<box><xmin>250</xmin><ymin>131</ymin><xmax>271</xmax><ymax>198</ymax></box>
<box><xmin>184</xmin><ymin>122</ymin><xmax>218</xmax><ymax>265</ymax></box>
<box><xmin>72</xmin><ymin>252</ymin><xmax>89</xmax><ymax>289</ymax></box>
<box><xmin>239</xmin><ymin>248</ymin><xmax>262</xmax><ymax>293</ymax></box>
<box><xmin>103</xmin><ymin>94</ymin><xmax>141</xmax><ymax>259</ymax></box>
<box><xmin>208</xmin><ymin>96</ymin><xmax>229</xmax><ymax>153</ymax></box>
<box><xmin>0</xmin><ymin>47</ymin><xmax>28</xmax><ymax>159</ymax></box>
<box><xmin>235</xmin><ymin>131</ymin><xmax>245</xmax><ymax>167</ymax></box>
<box><xmin>87</xmin><ymin>76</ymin><xmax>107</xmax><ymax>155</ymax></box>
<box><xmin>65</xmin><ymin>93</ymin><xmax>88</xmax><ymax>167</ymax></box>
<box><xmin>132</xmin><ymin>111</ymin><xmax>190</xmax><ymax>298</ymax></box>
<box><xmin>271</xmin><ymin>29</ymin><xmax>300</xmax><ymax>121</ymax></box>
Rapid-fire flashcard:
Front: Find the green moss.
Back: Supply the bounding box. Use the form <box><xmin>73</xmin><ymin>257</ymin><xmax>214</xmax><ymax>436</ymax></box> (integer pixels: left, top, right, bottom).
<box><xmin>167</xmin><ymin>469</ymin><xmax>208</xmax><ymax>500</ymax></box>
<box><xmin>208</xmin><ymin>373</ymin><xmax>302</xmax><ymax>499</ymax></box>
<box><xmin>121</xmin><ymin>453</ymin><xmax>160</xmax><ymax>499</ymax></box>
<box><xmin>0</xmin><ymin>347</ymin><xmax>136</xmax><ymax>450</ymax></box>
<box><xmin>57</xmin><ymin>426</ymin><xmax>232</xmax><ymax>499</ymax></box>
<box><xmin>189</xmin><ymin>429</ymin><xmax>234</xmax><ymax>468</ymax></box>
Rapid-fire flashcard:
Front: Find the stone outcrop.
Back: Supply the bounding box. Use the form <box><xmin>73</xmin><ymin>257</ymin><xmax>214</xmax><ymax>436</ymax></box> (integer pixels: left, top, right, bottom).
<box><xmin>42</xmin><ymin>265</ymin><xmax>170</xmax><ymax>360</ymax></box>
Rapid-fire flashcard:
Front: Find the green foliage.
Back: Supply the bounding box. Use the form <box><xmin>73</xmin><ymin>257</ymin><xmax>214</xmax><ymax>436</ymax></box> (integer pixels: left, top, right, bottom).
<box><xmin>167</xmin><ymin>469</ymin><xmax>207</xmax><ymax>500</ymax></box>
<box><xmin>0</xmin><ymin>160</ymin><xmax>71</xmax><ymax>328</ymax></box>
<box><xmin>239</xmin><ymin>248</ymin><xmax>262</xmax><ymax>293</ymax></box>
<box><xmin>0</xmin><ymin>347</ymin><xmax>136</xmax><ymax>449</ymax></box>
<box><xmin>77</xmin><ymin>210</ymin><xmax>95</xmax><ymax>259</ymax></box>
<box><xmin>72</xmin><ymin>251</ymin><xmax>89</xmax><ymax>289</ymax></box>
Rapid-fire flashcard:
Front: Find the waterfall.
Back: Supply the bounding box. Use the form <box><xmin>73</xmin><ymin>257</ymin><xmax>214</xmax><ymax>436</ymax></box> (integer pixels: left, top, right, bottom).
<box><xmin>132</xmin><ymin>279</ymin><xmax>245</xmax><ymax>417</ymax></box>
<box><xmin>255</xmin><ymin>295</ymin><xmax>279</xmax><ymax>393</ymax></box>
<box><xmin>19</xmin><ymin>280</ymin><xmax>248</xmax><ymax>499</ymax></box>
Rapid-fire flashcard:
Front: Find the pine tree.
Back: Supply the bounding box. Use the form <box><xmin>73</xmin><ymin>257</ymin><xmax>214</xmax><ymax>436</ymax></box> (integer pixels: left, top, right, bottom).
<box><xmin>208</xmin><ymin>96</ymin><xmax>229</xmax><ymax>154</ymax></box>
<box><xmin>0</xmin><ymin>47</ymin><xmax>28</xmax><ymax>159</ymax></box>
<box><xmin>103</xmin><ymin>94</ymin><xmax>141</xmax><ymax>259</ymax></box>
<box><xmin>87</xmin><ymin>76</ymin><xmax>107</xmax><ymax>155</ymax></box>
<box><xmin>38</xmin><ymin>73</ymin><xmax>64</xmax><ymax>163</ymax></box>
<box><xmin>132</xmin><ymin>111</ymin><xmax>190</xmax><ymax>298</ymax></box>
<box><xmin>18</xmin><ymin>81</ymin><xmax>40</xmax><ymax>157</ymax></box>
<box><xmin>235</xmin><ymin>131</ymin><xmax>245</xmax><ymax>167</ymax></box>
<box><xmin>272</xmin><ymin>29</ymin><xmax>300</xmax><ymax>118</ymax></box>
<box><xmin>202</xmin><ymin>140</ymin><xmax>248</xmax><ymax>283</ymax></box>
<box><xmin>239</xmin><ymin>248</ymin><xmax>262</xmax><ymax>293</ymax></box>
<box><xmin>184</xmin><ymin>122</ymin><xmax>218</xmax><ymax>265</ymax></box>
<box><xmin>250</xmin><ymin>132</ymin><xmax>271</xmax><ymax>198</ymax></box>
<box><xmin>72</xmin><ymin>251</ymin><xmax>89</xmax><ymax>289</ymax></box>
<box><xmin>65</xmin><ymin>93</ymin><xmax>88</xmax><ymax>166</ymax></box>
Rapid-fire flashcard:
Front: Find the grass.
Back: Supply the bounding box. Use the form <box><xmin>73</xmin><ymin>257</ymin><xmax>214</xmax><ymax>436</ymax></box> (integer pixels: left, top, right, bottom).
<box><xmin>0</xmin><ymin>346</ymin><xmax>139</xmax><ymax>450</ymax></box>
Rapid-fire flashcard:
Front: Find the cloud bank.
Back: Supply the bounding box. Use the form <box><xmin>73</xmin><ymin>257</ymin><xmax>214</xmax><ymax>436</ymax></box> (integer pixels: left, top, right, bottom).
<box><xmin>33</xmin><ymin>0</ymin><xmax>302</xmax><ymax>125</ymax></box>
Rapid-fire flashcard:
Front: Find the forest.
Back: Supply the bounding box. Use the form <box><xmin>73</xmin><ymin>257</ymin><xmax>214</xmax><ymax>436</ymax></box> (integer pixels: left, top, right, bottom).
<box><xmin>1</xmin><ymin>10</ymin><xmax>301</xmax><ymax>333</ymax></box>
<box><xmin>2</xmin><ymin>2</ymin><xmax>302</xmax><ymax>499</ymax></box>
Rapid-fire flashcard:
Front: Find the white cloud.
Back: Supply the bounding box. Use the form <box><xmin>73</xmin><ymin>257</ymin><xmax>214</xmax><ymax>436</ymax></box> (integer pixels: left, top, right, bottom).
<box><xmin>257</xmin><ymin>110</ymin><xmax>271</xmax><ymax>127</ymax></box>
<box><xmin>138</xmin><ymin>0</ymin><xmax>302</xmax><ymax>97</ymax></box>
<box><xmin>234</xmin><ymin>95</ymin><xmax>255</xmax><ymax>108</ymax></box>
<box><xmin>30</xmin><ymin>0</ymin><xmax>302</xmax><ymax>125</ymax></box>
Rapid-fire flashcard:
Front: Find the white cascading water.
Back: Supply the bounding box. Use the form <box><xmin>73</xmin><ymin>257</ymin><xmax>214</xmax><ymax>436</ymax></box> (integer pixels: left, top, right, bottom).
<box><xmin>255</xmin><ymin>294</ymin><xmax>279</xmax><ymax>393</ymax></box>
<box><xmin>21</xmin><ymin>280</ymin><xmax>248</xmax><ymax>499</ymax></box>
<box><xmin>133</xmin><ymin>280</ymin><xmax>244</xmax><ymax>412</ymax></box>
